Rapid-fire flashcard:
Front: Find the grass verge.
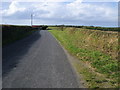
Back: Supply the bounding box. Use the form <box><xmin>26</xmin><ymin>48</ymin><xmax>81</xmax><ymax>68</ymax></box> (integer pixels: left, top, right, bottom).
<box><xmin>49</xmin><ymin>27</ymin><xmax>119</xmax><ymax>88</ymax></box>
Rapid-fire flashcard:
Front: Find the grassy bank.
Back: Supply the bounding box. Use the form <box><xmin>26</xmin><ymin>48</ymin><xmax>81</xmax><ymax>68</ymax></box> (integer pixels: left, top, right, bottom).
<box><xmin>48</xmin><ymin>25</ymin><xmax>119</xmax><ymax>32</ymax></box>
<box><xmin>2</xmin><ymin>25</ymin><xmax>37</xmax><ymax>46</ymax></box>
<box><xmin>49</xmin><ymin>27</ymin><xmax>119</xmax><ymax>88</ymax></box>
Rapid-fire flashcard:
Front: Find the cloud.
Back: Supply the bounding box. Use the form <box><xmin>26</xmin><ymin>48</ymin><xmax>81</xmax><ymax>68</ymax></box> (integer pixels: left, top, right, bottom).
<box><xmin>66</xmin><ymin>1</ymin><xmax>117</xmax><ymax>22</ymax></box>
<box><xmin>2</xmin><ymin>0</ymin><xmax>119</xmax><ymax>2</ymax></box>
<box><xmin>1</xmin><ymin>0</ymin><xmax>118</xmax><ymax>26</ymax></box>
<box><xmin>2</xmin><ymin>0</ymin><xmax>75</xmax><ymax>3</ymax></box>
<box><xmin>83</xmin><ymin>0</ymin><xmax>119</xmax><ymax>2</ymax></box>
<box><xmin>2</xmin><ymin>1</ymin><xmax>26</xmax><ymax>16</ymax></box>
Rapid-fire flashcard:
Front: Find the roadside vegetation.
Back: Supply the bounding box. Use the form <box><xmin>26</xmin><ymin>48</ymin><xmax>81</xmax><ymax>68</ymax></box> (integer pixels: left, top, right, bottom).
<box><xmin>48</xmin><ymin>25</ymin><xmax>119</xmax><ymax>32</ymax></box>
<box><xmin>2</xmin><ymin>25</ymin><xmax>37</xmax><ymax>46</ymax></box>
<box><xmin>49</xmin><ymin>26</ymin><xmax>119</xmax><ymax>88</ymax></box>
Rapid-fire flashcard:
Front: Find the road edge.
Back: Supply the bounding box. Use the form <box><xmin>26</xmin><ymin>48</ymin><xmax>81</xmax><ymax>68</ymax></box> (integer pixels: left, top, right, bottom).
<box><xmin>48</xmin><ymin>31</ymin><xmax>86</xmax><ymax>88</ymax></box>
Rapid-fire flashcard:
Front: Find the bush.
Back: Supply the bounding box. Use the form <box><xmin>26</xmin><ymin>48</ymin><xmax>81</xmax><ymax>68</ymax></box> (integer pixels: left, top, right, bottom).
<box><xmin>42</xmin><ymin>26</ymin><xmax>48</xmax><ymax>30</ymax></box>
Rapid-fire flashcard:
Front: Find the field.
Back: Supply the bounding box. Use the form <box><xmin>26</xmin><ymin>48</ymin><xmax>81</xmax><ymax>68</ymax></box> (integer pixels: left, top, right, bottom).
<box><xmin>49</xmin><ymin>27</ymin><xmax>119</xmax><ymax>88</ymax></box>
<box><xmin>48</xmin><ymin>25</ymin><xmax>119</xmax><ymax>32</ymax></box>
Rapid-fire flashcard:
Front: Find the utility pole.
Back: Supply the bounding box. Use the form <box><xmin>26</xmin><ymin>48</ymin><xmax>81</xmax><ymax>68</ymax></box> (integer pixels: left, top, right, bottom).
<box><xmin>31</xmin><ymin>14</ymin><xmax>33</xmax><ymax>26</ymax></box>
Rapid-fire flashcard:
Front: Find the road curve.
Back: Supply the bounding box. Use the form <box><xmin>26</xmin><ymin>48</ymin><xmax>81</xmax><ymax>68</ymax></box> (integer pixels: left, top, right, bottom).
<box><xmin>3</xmin><ymin>30</ymin><xmax>80</xmax><ymax>88</ymax></box>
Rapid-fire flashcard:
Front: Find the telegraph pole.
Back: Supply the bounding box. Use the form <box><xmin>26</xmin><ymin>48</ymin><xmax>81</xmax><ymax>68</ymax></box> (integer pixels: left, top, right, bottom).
<box><xmin>31</xmin><ymin>14</ymin><xmax>33</xmax><ymax>26</ymax></box>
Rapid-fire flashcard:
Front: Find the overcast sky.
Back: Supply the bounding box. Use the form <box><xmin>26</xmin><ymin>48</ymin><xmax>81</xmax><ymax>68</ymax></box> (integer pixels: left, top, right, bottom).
<box><xmin>1</xmin><ymin>0</ymin><xmax>119</xmax><ymax>27</ymax></box>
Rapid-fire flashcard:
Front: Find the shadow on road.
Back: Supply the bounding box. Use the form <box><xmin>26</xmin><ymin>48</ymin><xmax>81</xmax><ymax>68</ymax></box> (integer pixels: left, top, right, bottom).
<box><xmin>2</xmin><ymin>31</ymin><xmax>41</xmax><ymax>77</ymax></box>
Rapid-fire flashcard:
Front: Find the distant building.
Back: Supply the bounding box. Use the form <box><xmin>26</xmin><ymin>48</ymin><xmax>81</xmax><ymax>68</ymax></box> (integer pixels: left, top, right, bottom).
<box><xmin>32</xmin><ymin>25</ymin><xmax>42</xmax><ymax>29</ymax></box>
<box><xmin>32</xmin><ymin>25</ymin><xmax>48</xmax><ymax>30</ymax></box>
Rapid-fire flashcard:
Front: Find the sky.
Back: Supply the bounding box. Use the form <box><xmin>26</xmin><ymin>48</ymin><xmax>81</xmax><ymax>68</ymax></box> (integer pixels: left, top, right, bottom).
<box><xmin>0</xmin><ymin>0</ymin><xmax>119</xmax><ymax>27</ymax></box>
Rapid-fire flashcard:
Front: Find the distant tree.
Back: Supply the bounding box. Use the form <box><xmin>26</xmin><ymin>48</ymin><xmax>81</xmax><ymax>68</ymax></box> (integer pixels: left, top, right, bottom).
<box><xmin>42</xmin><ymin>26</ymin><xmax>48</xmax><ymax>30</ymax></box>
<box><xmin>60</xmin><ymin>25</ymin><xmax>64</xmax><ymax>31</ymax></box>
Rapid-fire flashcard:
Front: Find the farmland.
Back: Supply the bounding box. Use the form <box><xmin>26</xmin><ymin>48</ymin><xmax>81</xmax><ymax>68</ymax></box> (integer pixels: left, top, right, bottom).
<box><xmin>49</xmin><ymin>26</ymin><xmax>119</xmax><ymax>88</ymax></box>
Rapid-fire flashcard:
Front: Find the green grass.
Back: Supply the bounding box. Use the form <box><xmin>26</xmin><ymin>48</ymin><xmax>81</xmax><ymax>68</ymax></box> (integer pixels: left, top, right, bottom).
<box><xmin>49</xmin><ymin>27</ymin><xmax>119</xmax><ymax>88</ymax></box>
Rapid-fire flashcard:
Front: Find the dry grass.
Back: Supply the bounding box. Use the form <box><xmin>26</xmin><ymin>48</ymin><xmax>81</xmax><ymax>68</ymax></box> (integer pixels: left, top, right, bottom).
<box><xmin>49</xmin><ymin>27</ymin><xmax>119</xmax><ymax>88</ymax></box>
<box><xmin>66</xmin><ymin>27</ymin><xmax>118</xmax><ymax>60</ymax></box>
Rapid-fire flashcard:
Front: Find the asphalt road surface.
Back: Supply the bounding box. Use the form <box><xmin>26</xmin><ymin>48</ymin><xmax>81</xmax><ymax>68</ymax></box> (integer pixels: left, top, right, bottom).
<box><xmin>3</xmin><ymin>30</ymin><xmax>80</xmax><ymax>88</ymax></box>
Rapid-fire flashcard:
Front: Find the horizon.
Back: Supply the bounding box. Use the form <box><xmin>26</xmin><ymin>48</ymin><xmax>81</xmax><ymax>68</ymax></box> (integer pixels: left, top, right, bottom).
<box><xmin>0</xmin><ymin>24</ymin><xmax>118</xmax><ymax>28</ymax></box>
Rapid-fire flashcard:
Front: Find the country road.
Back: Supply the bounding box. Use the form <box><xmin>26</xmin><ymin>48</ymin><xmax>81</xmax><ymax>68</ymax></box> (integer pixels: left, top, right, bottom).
<box><xmin>2</xmin><ymin>30</ymin><xmax>81</xmax><ymax>88</ymax></box>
